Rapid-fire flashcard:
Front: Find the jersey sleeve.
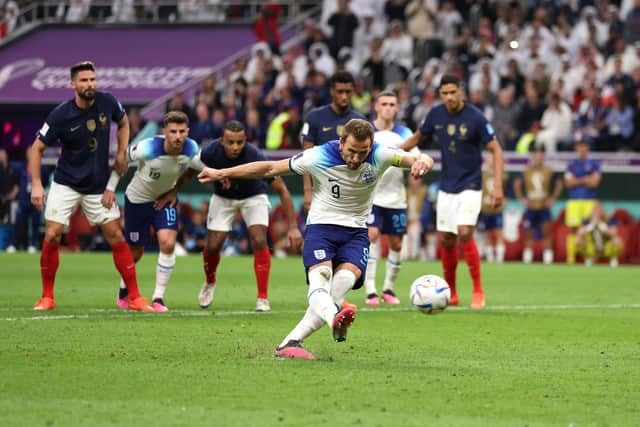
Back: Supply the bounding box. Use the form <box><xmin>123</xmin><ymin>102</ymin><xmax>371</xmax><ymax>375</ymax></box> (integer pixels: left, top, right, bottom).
<box><xmin>373</xmin><ymin>144</ymin><xmax>409</xmax><ymax>169</ymax></box>
<box><xmin>477</xmin><ymin>115</ymin><xmax>496</xmax><ymax>146</ymax></box>
<box><xmin>300</xmin><ymin>111</ymin><xmax>319</xmax><ymax>146</ymax></box>
<box><xmin>188</xmin><ymin>150</ymin><xmax>205</xmax><ymax>171</ymax></box>
<box><xmin>289</xmin><ymin>148</ymin><xmax>316</xmax><ymax>175</ymax></box>
<box><xmin>419</xmin><ymin>110</ymin><xmax>434</xmax><ymax>137</ymax></box>
<box><xmin>37</xmin><ymin>111</ymin><xmax>61</xmax><ymax>146</ymax></box>
<box><xmin>128</xmin><ymin>138</ymin><xmax>156</xmax><ymax>162</ymax></box>
<box><xmin>199</xmin><ymin>143</ymin><xmax>216</xmax><ymax>167</ymax></box>
<box><xmin>106</xmin><ymin>92</ymin><xmax>126</xmax><ymax>122</ymax></box>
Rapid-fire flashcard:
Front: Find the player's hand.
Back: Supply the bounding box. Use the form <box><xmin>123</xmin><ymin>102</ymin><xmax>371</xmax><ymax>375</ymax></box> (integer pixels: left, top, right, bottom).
<box><xmin>155</xmin><ymin>189</ymin><xmax>178</xmax><ymax>210</ymax></box>
<box><xmin>287</xmin><ymin>226</ymin><xmax>304</xmax><ymax>252</ymax></box>
<box><xmin>101</xmin><ymin>189</ymin><xmax>116</xmax><ymax>209</ymax></box>
<box><xmin>198</xmin><ymin>167</ymin><xmax>223</xmax><ymax>183</ymax></box>
<box><xmin>491</xmin><ymin>187</ymin><xmax>504</xmax><ymax>209</ymax></box>
<box><xmin>114</xmin><ymin>152</ymin><xmax>128</xmax><ymax>176</ymax></box>
<box><xmin>31</xmin><ymin>183</ymin><xmax>46</xmax><ymax>211</ymax></box>
<box><xmin>410</xmin><ymin>156</ymin><xmax>434</xmax><ymax>178</ymax></box>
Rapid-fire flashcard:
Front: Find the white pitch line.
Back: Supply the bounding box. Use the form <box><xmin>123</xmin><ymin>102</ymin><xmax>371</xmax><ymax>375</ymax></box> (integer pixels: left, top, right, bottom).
<box><xmin>1</xmin><ymin>303</ymin><xmax>640</xmax><ymax>321</ymax></box>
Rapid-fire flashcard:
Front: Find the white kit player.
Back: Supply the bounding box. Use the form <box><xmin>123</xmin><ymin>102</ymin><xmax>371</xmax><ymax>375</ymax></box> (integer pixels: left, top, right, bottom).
<box><xmin>364</xmin><ymin>90</ymin><xmax>418</xmax><ymax>306</ymax></box>
<box><xmin>197</xmin><ymin>119</ymin><xmax>434</xmax><ymax>360</ymax></box>
<box><xmin>111</xmin><ymin>111</ymin><xmax>203</xmax><ymax>312</ymax></box>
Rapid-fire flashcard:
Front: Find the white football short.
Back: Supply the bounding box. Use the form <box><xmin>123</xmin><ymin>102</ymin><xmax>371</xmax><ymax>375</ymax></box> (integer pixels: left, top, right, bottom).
<box><xmin>207</xmin><ymin>193</ymin><xmax>271</xmax><ymax>231</ymax></box>
<box><xmin>45</xmin><ymin>181</ymin><xmax>121</xmax><ymax>226</ymax></box>
<box><xmin>436</xmin><ymin>189</ymin><xmax>482</xmax><ymax>234</ymax></box>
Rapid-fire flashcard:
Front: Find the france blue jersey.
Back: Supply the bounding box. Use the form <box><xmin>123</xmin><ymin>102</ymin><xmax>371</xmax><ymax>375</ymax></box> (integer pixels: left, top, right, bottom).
<box><xmin>300</xmin><ymin>105</ymin><xmax>366</xmax><ymax>146</ymax></box>
<box><xmin>566</xmin><ymin>158</ymin><xmax>601</xmax><ymax>199</ymax></box>
<box><xmin>37</xmin><ymin>91</ymin><xmax>125</xmax><ymax>194</ymax></box>
<box><xmin>420</xmin><ymin>103</ymin><xmax>495</xmax><ymax>193</ymax></box>
<box><xmin>200</xmin><ymin>140</ymin><xmax>274</xmax><ymax>199</ymax></box>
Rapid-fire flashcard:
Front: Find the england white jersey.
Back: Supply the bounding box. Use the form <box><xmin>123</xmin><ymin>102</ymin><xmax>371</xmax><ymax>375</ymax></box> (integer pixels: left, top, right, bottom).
<box><xmin>289</xmin><ymin>140</ymin><xmax>408</xmax><ymax>228</ymax></box>
<box><xmin>372</xmin><ymin>125</ymin><xmax>417</xmax><ymax>209</ymax></box>
<box><xmin>125</xmin><ymin>136</ymin><xmax>204</xmax><ymax>203</ymax></box>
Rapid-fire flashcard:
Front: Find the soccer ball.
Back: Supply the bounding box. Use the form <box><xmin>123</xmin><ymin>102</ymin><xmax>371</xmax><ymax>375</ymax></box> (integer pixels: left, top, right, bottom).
<box><xmin>409</xmin><ymin>274</ymin><xmax>451</xmax><ymax>314</ymax></box>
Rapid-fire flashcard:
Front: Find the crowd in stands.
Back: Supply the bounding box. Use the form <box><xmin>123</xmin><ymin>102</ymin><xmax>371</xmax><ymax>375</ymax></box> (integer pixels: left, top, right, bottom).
<box><xmin>148</xmin><ymin>0</ymin><xmax>640</xmax><ymax>154</ymax></box>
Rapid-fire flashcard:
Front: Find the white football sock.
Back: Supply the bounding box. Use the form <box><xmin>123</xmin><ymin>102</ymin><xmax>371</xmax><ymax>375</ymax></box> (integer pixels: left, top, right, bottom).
<box><xmin>307</xmin><ymin>265</ymin><xmax>337</xmax><ymax>326</ymax></box>
<box><xmin>278</xmin><ymin>306</ymin><xmax>324</xmax><ymax>348</ymax></box>
<box><xmin>330</xmin><ymin>269</ymin><xmax>357</xmax><ymax>305</ymax></box>
<box><xmin>119</xmin><ymin>279</ymin><xmax>126</xmax><ymax>290</ymax></box>
<box><xmin>153</xmin><ymin>251</ymin><xmax>176</xmax><ymax>301</ymax></box>
<box><xmin>543</xmin><ymin>249</ymin><xmax>554</xmax><ymax>265</ymax></box>
<box><xmin>485</xmin><ymin>245</ymin><xmax>495</xmax><ymax>262</ymax></box>
<box><xmin>364</xmin><ymin>241</ymin><xmax>379</xmax><ymax>296</ymax></box>
<box><xmin>523</xmin><ymin>248</ymin><xmax>533</xmax><ymax>264</ymax></box>
<box><xmin>496</xmin><ymin>243</ymin><xmax>505</xmax><ymax>263</ymax></box>
<box><xmin>383</xmin><ymin>249</ymin><xmax>401</xmax><ymax>292</ymax></box>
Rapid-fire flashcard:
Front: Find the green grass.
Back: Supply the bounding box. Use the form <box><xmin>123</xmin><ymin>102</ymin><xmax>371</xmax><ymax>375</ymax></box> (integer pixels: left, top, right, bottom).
<box><xmin>1</xmin><ymin>253</ymin><xmax>639</xmax><ymax>427</ymax></box>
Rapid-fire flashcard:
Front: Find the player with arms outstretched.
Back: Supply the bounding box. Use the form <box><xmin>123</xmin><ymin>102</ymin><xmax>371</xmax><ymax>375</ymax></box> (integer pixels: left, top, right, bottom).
<box><xmin>113</xmin><ymin>111</ymin><xmax>202</xmax><ymax>312</ymax></box>
<box><xmin>402</xmin><ymin>74</ymin><xmax>504</xmax><ymax>309</ymax></box>
<box><xmin>28</xmin><ymin>61</ymin><xmax>152</xmax><ymax>311</ymax></box>
<box><xmin>198</xmin><ymin>119</ymin><xmax>434</xmax><ymax>359</ymax></box>
<box><xmin>364</xmin><ymin>90</ymin><xmax>416</xmax><ymax>306</ymax></box>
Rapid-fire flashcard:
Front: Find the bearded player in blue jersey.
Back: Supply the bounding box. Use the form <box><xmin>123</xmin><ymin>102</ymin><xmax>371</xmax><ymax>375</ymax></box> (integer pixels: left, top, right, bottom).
<box><xmin>28</xmin><ymin>61</ymin><xmax>152</xmax><ymax>312</ymax></box>
<box><xmin>402</xmin><ymin>74</ymin><xmax>504</xmax><ymax>310</ymax></box>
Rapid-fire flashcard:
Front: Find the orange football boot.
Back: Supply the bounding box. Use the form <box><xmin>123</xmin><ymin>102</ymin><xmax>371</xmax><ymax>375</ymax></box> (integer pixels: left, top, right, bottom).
<box><xmin>33</xmin><ymin>297</ymin><xmax>56</xmax><ymax>311</ymax></box>
<box><xmin>470</xmin><ymin>292</ymin><xmax>485</xmax><ymax>310</ymax></box>
<box><xmin>127</xmin><ymin>296</ymin><xmax>154</xmax><ymax>312</ymax></box>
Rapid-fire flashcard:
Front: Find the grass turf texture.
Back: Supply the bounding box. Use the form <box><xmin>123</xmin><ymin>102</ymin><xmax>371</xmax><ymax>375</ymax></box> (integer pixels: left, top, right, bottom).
<box><xmin>1</xmin><ymin>253</ymin><xmax>639</xmax><ymax>427</ymax></box>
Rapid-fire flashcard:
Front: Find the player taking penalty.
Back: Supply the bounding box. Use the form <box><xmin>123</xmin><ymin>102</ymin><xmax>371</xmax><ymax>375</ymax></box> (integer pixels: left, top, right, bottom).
<box><xmin>198</xmin><ymin>119</ymin><xmax>434</xmax><ymax>360</ymax></box>
<box><xmin>28</xmin><ymin>61</ymin><xmax>152</xmax><ymax>311</ymax></box>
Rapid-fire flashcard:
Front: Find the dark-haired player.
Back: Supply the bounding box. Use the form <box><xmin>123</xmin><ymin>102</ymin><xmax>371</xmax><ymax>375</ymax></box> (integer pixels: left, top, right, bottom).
<box><xmin>28</xmin><ymin>61</ymin><xmax>152</xmax><ymax>311</ymax></box>
<box><xmin>402</xmin><ymin>74</ymin><xmax>504</xmax><ymax>310</ymax></box>
<box><xmin>162</xmin><ymin>121</ymin><xmax>302</xmax><ymax>312</ymax></box>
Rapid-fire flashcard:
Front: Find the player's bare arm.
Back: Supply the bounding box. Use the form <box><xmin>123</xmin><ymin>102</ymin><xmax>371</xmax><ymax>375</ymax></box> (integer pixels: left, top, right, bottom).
<box><xmin>545</xmin><ymin>177</ymin><xmax>564</xmax><ymax>209</ymax></box>
<box><xmin>487</xmin><ymin>139</ymin><xmax>505</xmax><ymax>208</ymax></box>
<box><xmin>27</xmin><ymin>138</ymin><xmax>48</xmax><ymax>211</ymax></box>
<box><xmin>398</xmin><ymin>151</ymin><xmax>434</xmax><ymax>177</ymax></box>
<box><xmin>154</xmin><ymin>167</ymin><xmax>197</xmax><ymax>210</ymax></box>
<box><xmin>198</xmin><ymin>158</ymin><xmax>293</xmax><ymax>183</ymax></box>
<box><xmin>400</xmin><ymin>130</ymin><xmax>423</xmax><ymax>151</ymax></box>
<box><xmin>114</xmin><ymin>113</ymin><xmax>130</xmax><ymax>176</ymax></box>
<box><xmin>583</xmin><ymin>171</ymin><xmax>602</xmax><ymax>188</ymax></box>
<box><xmin>513</xmin><ymin>177</ymin><xmax>529</xmax><ymax>208</ymax></box>
<box><xmin>270</xmin><ymin>177</ymin><xmax>303</xmax><ymax>251</ymax></box>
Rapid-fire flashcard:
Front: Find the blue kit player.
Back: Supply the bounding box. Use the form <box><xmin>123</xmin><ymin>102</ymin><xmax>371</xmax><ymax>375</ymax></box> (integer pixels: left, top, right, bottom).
<box><xmin>198</xmin><ymin>119</ymin><xmax>435</xmax><ymax>360</ymax></box>
<box><xmin>402</xmin><ymin>74</ymin><xmax>504</xmax><ymax>310</ymax></box>
<box><xmin>28</xmin><ymin>60</ymin><xmax>152</xmax><ymax>311</ymax></box>
<box><xmin>300</xmin><ymin>70</ymin><xmax>366</xmax><ymax>212</ymax></box>
<box><xmin>111</xmin><ymin>111</ymin><xmax>202</xmax><ymax>312</ymax></box>
<box><xmin>162</xmin><ymin>121</ymin><xmax>302</xmax><ymax>312</ymax></box>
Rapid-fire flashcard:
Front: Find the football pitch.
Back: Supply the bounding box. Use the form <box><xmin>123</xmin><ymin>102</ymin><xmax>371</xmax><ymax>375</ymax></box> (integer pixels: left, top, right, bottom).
<box><xmin>1</xmin><ymin>253</ymin><xmax>639</xmax><ymax>427</ymax></box>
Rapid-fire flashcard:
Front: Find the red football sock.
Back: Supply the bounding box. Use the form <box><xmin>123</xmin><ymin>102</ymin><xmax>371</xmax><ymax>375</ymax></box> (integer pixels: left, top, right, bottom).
<box><xmin>111</xmin><ymin>241</ymin><xmax>141</xmax><ymax>300</ymax></box>
<box><xmin>461</xmin><ymin>239</ymin><xmax>483</xmax><ymax>293</ymax></box>
<box><xmin>203</xmin><ymin>250</ymin><xmax>220</xmax><ymax>285</ymax></box>
<box><xmin>253</xmin><ymin>247</ymin><xmax>271</xmax><ymax>299</ymax></box>
<box><xmin>40</xmin><ymin>240</ymin><xmax>59</xmax><ymax>299</ymax></box>
<box><xmin>440</xmin><ymin>245</ymin><xmax>458</xmax><ymax>296</ymax></box>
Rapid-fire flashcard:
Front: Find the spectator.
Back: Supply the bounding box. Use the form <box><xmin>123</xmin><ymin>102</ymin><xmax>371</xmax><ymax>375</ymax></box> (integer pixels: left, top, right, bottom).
<box><xmin>191</xmin><ymin>102</ymin><xmax>215</xmax><ymax>143</ymax></box>
<box><xmin>254</xmin><ymin>4</ymin><xmax>281</xmax><ymax>55</ymax></box>
<box><xmin>405</xmin><ymin>0</ymin><xmax>439</xmax><ymax>67</ymax></box>
<box><xmin>515</xmin><ymin>82</ymin><xmax>547</xmax><ymax>138</ymax></box>
<box><xmin>58</xmin><ymin>0</ymin><xmax>91</xmax><ymax>23</ymax></box>
<box><xmin>107</xmin><ymin>0</ymin><xmax>136</xmax><ymax>23</ymax></box>
<box><xmin>435</xmin><ymin>0</ymin><xmax>462</xmax><ymax>50</ymax></box>
<box><xmin>195</xmin><ymin>75</ymin><xmax>221</xmax><ymax>110</ymax></box>
<box><xmin>361</xmin><ymin>38</ymin><xmax>386</xmax><ymax>91</ymax></box>
<box><xmin>605</xmin><ymin>92</ymin><xmax>635</xmax><ymax>151</ymax></box>
<box><xmin>128</xmin><ymin>108</ymin><xmax>147</xmax><ymax>140</ymax></box>
<box><xmin>385</xmin><ymin>0</ymin><xmax>408</xmax><ymax>24</ymax></box>
<box><xmin>327</xmin><ymin>0</ymin><xmax>359</xmax><ymax>58</ymax></box>
<box><xmin>536</xmin><ymin>92</ymin><xmax>573</xmax><ymax>153</ymax></box>
<box><xmin>166</xmin><ymin>92</ymin><xmax>195</xmax><ymax>123</ymax></box>
<box><xmin>352</xmin><ymin>8</ymin><xmax>383</xmax><ymax>70</ymax></box>
<box><xmin>491</xmin><ymin>86</ymin><xmax>519</xmax><ymax>150</ymax></box>
<box><xmin>381</xmin><ymin>20</ymin><xmax>414</xmax><ymax>83</ymax></box>
<box><xmin>2</xmin><ymin>0</ymin><xmax>18</xmax><ymax>35</ymax></box>
<box><xmin>575</xmin><ymin>84</ymin><xmax>609</xmax><ymax>150</ymax></box>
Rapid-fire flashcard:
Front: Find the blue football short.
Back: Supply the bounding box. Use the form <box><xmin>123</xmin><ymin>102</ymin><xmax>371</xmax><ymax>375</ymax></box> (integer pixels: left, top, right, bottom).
<box><xmin>366</xmin><ymin>205</ymin><xmax>407</xmax><ymax>235</ymax></box>
<box><xmin>125</xmin><ymin>196</ymin><xmax>178</xmax><ymax>246</ymax></box>
<box><xmin>302</xmin><ymin>224</ymin><xmax>370</xmax><ymax>289</ymax></box>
